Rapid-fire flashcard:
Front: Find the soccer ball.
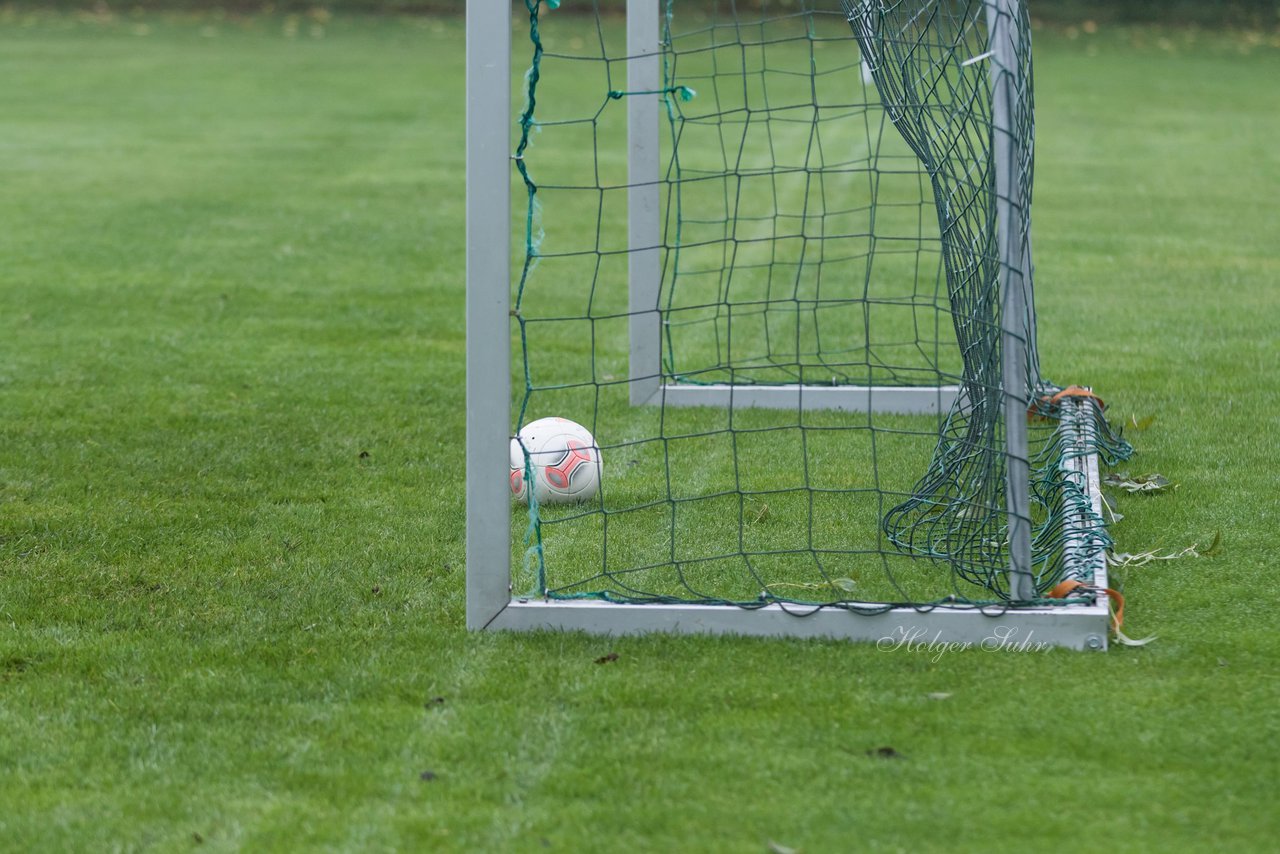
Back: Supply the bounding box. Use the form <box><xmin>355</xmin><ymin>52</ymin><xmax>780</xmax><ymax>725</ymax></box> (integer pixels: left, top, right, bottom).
<box><xmin>509</xmin><ymin>417</ymin><xmax>602</xmax><ymax>505</ymax></box>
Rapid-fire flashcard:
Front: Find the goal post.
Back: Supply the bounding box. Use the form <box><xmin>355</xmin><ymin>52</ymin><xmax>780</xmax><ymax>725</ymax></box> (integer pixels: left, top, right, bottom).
<box><xmin>627</xmin><ymin>0</ymin><xmax>663</xmax><ymax>408</ymax></box>
<box><xmin>988</xmin><ymin>0</ymin><xmax>1035</xmax><ymax>602</ymax></box>
<box><xmin>466</xmin><ymin>0</ymin><xmax>1130</xmax><ymax>650</ymax></box>
<box><xmin>464</xmin><ymin>0</ymin><xmax>512</xmax><ymax>631</ymax></box>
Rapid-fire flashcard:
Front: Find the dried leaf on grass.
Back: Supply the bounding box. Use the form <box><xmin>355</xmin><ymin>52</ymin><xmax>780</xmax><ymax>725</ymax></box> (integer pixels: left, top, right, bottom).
<box><xmin>1108</xmin><ymin>531</ymin><xmax>1222</xmax><ymax>567</ymax></box>
<box><xmin>1103</xmin><ymin>471</ymin><xmax>1173</xmax><ymax>494</ymax></box>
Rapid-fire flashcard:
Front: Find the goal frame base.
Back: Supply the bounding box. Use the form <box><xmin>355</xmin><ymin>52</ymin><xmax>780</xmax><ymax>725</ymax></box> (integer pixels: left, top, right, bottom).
<box><xmin>640</xmin><ymin>383</ymin><xmax>962</xmax><ymax>415</ymax></box>
<box><xmin>485</xmin><ymin>598</ymin><xmax>1108</xmax><ymax>651</ymax></box>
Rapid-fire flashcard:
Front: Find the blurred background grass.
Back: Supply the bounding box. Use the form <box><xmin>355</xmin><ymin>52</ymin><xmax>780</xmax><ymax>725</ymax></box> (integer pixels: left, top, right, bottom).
<box><xmin>9</xmin><ymin>0</ymin><xmax>1280</xmax><ymax>27</ymax></box>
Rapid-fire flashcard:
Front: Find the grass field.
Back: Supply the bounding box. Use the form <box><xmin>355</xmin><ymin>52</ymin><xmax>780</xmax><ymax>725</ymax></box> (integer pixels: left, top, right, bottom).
<box><xmin>2</xmin><ymin>8</ymin><xmax>1279</xmax><ymax>852</ymax></box>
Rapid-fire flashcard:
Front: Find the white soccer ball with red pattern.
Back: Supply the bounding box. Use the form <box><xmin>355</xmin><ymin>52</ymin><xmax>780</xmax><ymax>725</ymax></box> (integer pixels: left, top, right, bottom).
<box><xmin>508</xmin><ymin>417</ymin><xmax>602</xmax><ymax>505</ymax></box>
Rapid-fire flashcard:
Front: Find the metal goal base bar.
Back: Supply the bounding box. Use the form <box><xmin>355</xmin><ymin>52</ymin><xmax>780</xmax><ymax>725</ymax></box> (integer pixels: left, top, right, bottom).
<box><xmin>488</xmin><ymin>598</ymin><xmax>1108</xmax><ymax>651</ymax></box>
<box><xmin>641</xmin><ymin>383</ymin><xmax>962</xmax><ymax>415</ymax></box>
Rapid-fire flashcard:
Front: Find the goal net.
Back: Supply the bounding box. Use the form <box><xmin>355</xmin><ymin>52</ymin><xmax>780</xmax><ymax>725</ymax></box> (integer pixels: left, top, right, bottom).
<box><xmin>469</xmin><ymin>0</ymin><xmax>1131</xmax><ymax>647</ymax></box>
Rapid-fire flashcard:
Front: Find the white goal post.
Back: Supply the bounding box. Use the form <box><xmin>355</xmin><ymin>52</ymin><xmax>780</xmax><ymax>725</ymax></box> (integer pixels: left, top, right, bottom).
<box><xmin>465</xmin><ymin>0</ymin><xmax>1114</xmax><ymax>651</ymax></box>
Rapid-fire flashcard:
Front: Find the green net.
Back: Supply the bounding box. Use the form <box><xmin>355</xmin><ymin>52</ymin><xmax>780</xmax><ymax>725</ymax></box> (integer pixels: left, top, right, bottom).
<box><xmin>509</xmin><ymin>0</ymin><xmax>1130</xmax><ymax>612</ymax></box>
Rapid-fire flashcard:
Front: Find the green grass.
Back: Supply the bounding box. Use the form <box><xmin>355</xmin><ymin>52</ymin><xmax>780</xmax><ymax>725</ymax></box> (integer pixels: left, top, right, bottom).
<box><xmin>2</xmin><ymin>9</ymin><xmax>1279</xmax><ymax>852</ymax></box>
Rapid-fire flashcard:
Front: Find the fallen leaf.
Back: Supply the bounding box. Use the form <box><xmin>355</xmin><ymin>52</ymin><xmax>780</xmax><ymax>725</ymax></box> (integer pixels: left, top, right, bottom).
<box><xmin>1200</xmin><ymin>530</ymin><xmax>1223</xmax><ymax>557</ymax></box>
<box><xmin>1103</xmin><ymin>472</ymin><xmax>1171</xmax><ymax>494</ymax></box>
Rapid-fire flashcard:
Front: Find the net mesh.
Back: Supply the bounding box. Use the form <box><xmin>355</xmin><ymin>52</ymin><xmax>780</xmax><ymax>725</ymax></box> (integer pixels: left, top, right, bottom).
<box><xmin>509</xmin><ymin>0</ymin><xmax>1130</xmax><ymax>612</ymax></box>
